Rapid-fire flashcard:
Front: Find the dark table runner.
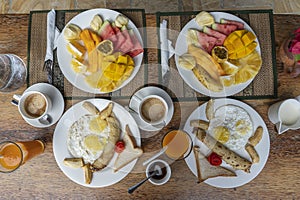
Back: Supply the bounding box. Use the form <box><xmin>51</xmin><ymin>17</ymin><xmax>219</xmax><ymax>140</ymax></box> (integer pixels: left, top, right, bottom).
<box><xmin>27</xmin><ymin>9</ymin><xmax>147</xmax><ymax>100</ymax></box>
<box><xmin>156</xmin><ymin>10</ymin><xmax>277</xmax><ymax>100</ymax></box>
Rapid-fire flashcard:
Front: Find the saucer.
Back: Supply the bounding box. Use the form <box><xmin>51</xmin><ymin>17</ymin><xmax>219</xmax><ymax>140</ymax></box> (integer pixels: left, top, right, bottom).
<box><xmin>23</xmin><ymin>83</ymin><xmax>65</xmax><ymax>128</ymax></box>
<box><xmin>129</xmin><ymin>86</ymin><xmax>174</xmax><ymax>131</ymax></box>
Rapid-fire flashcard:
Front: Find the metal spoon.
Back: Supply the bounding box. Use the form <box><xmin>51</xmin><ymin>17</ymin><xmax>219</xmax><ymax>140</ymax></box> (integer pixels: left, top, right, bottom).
<box><xmin>38</xmin><ymin>114</ymin><xmax>52</xmax><ymax>125</ymax></box>
<box><xmin>128</xmin><ymin>165</ymin><xmax>162</xmax><ymax>194</ymax></box>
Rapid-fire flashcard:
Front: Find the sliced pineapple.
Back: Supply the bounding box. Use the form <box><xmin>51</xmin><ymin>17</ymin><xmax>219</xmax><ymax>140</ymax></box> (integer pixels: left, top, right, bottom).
<box><xmin>71</xmin><ymin>58</ymin><xmax>87</xmax><ymax>73</ymax></box>
<box><xmin>66</xmin><ymin>41</ymin><xmax>86</xmax><ymax>59</ymax></box>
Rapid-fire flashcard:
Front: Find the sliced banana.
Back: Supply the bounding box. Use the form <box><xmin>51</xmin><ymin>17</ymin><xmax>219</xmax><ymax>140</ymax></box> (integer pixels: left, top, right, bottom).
<box><xmin>178</xmin><ymin>53</ymin><xmax>196</xmax><ymax>70</ymax></box>
<box><xmin>115</xmin><ymin>14</ymin><xmax>129</xmax><ymax>28</ymax></box>
<box><xmin>64</xmin><ymin>24</ymin><xmax>82</xmax><ymax>40</ymax></box>
<box><xmin>195</xmin><ymin>11</ymin><xmax>215</xmax><ymax>27</ymax></box>
<box><xmin>63</xmin><ymin>158</ymin><xmax>84</xmax><ymax>168</ymax></box>
<box><xmin>90</xmin><ymin>15</ymin><xmax>103</xmax><ymax>32</ymax></box>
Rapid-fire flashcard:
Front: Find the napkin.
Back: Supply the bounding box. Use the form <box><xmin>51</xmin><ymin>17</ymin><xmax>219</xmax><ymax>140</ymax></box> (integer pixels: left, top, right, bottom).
<box><xmin>44</xmin><ymin>9</ymin><xmax>56</xmax><ymax>62</ymax></box>
<box><xmin>160</xmin><ymin>20</ymin><xmax>175</xmax><ymax>80</ymax></box>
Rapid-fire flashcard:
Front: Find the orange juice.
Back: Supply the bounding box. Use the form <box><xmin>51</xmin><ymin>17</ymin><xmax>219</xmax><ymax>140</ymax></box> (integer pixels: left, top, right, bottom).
<box><xmin>162</xmin><ymin>130</ymin><xmax>191</xmax><ymax>160</ymax></box>
<box><xmin>0</xmin><ymin>142</ymin><xmax>23</xmax><ymax>171</ymax></box>
<box><xmin>0</xmin><ymin>140</ymin><xmax>45</xmax><ymax>172</ymax></box>
<box><xmin>16</xmin><ymin>140</ymin><xmax>45</xmax><ymax>162</ymax></box>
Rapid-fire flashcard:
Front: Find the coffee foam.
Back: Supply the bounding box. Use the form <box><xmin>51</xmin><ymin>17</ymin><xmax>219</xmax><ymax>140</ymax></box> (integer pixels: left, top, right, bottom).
<box><xmin>24</xmin><ymin>93</ymin><xmax>47</xmax><ymax>118</ymax></box>
<box><xmin>141</xmin><ymin>97</ymin><xmax>166</xmax><ymax>123</ymax></box>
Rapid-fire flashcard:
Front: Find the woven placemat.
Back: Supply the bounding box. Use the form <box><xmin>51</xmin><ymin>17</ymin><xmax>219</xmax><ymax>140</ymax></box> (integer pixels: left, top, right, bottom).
<box><xmin>27</xmin><ymin>9</ymin><xmax>147</xmax><ymax>99</ymax></box>
<box><xmin>156</xmin><ymin>10</ymin><xmax>277</xmax><ymax>100</ymax></box>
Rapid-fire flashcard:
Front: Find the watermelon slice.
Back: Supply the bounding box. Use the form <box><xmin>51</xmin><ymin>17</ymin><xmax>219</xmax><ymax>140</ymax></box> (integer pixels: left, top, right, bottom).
<box><xmin>203</xmin><ymin>26</ymin><xmax>227</xmax><ymax>46</ymax></box>
<box><xmin>111</xmin><ymin>22</ymin><xmax>126</xmax><ymax>51</ymax></box>
<box><xmin>118</xmin><ymin>26</ymin><xmax>134</xmax><ymax>54</ymax></box>
<box><xmin>98</xmin><ymin>20</ymin><xmax>117</xmax><ymax>42</ymax></box>
<box><xmin>212</xmin><ymin>23</ymin><xmax>238</xmax><ymax>35</ymax></box>
<box><xmin>220</xmin><ymin>18</ymin><xmax>244</xmax><ymax>30</ymax></box>
<box><xmin>128</xmin><ymin>29</ymin><xmax>144</xmax><ymax>57</ymax></box>
<box><xmin>196</xmin><ymin>30</ymin><xmax>217</xmax><ymax>53</ymax></box>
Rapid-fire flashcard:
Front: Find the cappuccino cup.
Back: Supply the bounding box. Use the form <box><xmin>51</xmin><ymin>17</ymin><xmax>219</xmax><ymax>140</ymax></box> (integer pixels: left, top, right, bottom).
<box><xmin>13</xmin><ymin>91</ymin><xmax>52</xmax><ymax>122</ymax></box>
<box><xmin>133</xmin><ymin>95</ymin><xmax>168</xmax><ymax>126</ymax></box>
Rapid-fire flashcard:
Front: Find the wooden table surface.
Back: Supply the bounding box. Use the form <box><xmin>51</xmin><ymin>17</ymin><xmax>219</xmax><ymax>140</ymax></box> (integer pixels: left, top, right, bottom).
<box><xmin>0</xmin><ymin>13</ymin><xmax>300</xmax><ymax>199</ymax></box>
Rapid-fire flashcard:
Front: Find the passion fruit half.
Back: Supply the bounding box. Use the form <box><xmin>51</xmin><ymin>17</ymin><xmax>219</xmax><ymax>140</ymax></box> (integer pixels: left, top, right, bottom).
<box><xmin>211</xmin><ymin>46</ymin><xmax>228</xmax><ymax>63</ymax></box>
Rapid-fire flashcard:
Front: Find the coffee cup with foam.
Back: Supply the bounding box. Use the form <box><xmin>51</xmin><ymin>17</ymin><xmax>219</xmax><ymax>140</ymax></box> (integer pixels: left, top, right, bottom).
<box><xmin>13</xmin><ymin>91</ymin><xmax>52</xmax><ymax>123</ymax></box>
<box><xmin>132</xmin><ymin>94</ymin><xmax>168</xmax><ymax>127</ymax></box>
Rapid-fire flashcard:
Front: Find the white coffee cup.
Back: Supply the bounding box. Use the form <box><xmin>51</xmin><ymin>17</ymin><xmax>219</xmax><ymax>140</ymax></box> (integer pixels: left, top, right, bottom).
<box><xmin>146</xmin><ymin>159</ymin><xmax>171</xmax><ymax>185</ymax></box>
<box><xmin>132</xmin><ymin>95</ymin><xmax>168</xmax><ymax>126</ymax></box>
<box><xmin>13</xmin><ymin>91</ymin><xmax>52</xmax><ymax>123</ymax></box>
<box><xmin>268</xmin><ymin>96</ymin><xmax>300</xmax><ymax>134</ymax></box>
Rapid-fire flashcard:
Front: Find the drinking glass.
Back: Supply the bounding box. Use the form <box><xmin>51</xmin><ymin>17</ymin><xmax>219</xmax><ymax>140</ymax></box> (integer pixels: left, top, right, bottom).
<box><xmin>0</xmin><ymin>54</ymin><xmax>27</xmax><ymax>93</ymax></box>
<box><xmin>0</xmin><ymin>140</ymin><xmax>45</xmax><ymax>173</ymax></box>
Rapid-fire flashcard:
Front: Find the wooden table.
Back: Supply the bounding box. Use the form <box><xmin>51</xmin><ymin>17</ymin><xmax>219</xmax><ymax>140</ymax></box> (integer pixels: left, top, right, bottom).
<box><xmin>0</xmin><ymin>13</ymin><xmax>299</xmax><ymax>199</ymax></box>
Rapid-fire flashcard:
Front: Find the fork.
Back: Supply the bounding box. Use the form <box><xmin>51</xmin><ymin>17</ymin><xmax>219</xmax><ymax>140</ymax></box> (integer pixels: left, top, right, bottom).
<box><xmin>43</xmin><ymin>60</ymin><xmax>53</xmax><ymax>84</ymax></box>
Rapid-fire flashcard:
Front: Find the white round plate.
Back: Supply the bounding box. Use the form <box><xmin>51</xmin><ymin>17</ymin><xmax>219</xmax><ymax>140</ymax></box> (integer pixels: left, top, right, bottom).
<box><xmin>128</xmin><ymin>86</ymin><xmax>174</xmax><ymax>131</ymax></box>
<box><xmin>23</xmin><ymin>83</ymin><xmax>64</xmax><ymax>128</ymax></box>
<box><xmin>57</xmin><ymin>8</ymin><xmax>144</xmax><ymax>94</ymax></box>
<box><xmin>53</xmin><ymin>99</ymin><xmax>141</xmax><ymax>188</ymax></box>
<box><xmin>175</xmin><ymin>12</ymin><xmax>261</xmax><ymax>97</ymax></box>
<box><xmin>184</xmin><ymin>98</ymin><xmax>270</xmax><ymax>188</ymax></box>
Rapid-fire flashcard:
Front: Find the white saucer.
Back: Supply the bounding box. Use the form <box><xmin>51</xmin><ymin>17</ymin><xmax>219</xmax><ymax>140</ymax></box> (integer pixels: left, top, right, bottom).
<box><xmin>23</xmin><ymin>83</ymin><xmax>65</xmax><ymax>128</ymax></box>
<box><xmin>129</xmin><ymin>86</ymin><xmax>174</xmax><ymax>131</ymax></box>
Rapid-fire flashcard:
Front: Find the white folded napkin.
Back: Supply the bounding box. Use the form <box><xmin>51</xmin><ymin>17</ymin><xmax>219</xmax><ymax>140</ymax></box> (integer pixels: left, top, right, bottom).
<box><xmin>45</xmin><ymin>9</ymin><xmax>56</xmax><ymax>62</ymax></box>
<box><xmin>160</xmin><ymin>20</ymin><xmax>175</xmax><ymax>78</ymax></box>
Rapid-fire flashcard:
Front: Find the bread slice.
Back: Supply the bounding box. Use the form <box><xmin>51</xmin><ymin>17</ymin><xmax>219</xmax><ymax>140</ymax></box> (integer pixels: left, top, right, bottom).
<box><xmin>195</xmin><ymin>150</ymin><xmax>236</xmax><ymax>182</ymax></box>
<box><xmin>113</xmin><ymin>125</ymin><xmax>143</xmax><ymax>172</ymax></box>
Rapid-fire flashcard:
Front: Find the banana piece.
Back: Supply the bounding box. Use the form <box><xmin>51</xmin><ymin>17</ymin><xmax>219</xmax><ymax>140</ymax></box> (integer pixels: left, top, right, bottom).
<box><xmin>83</xmin><ymin>163</ymin><xmax>93</xmax><ymax>184</ymax></box>
<box><xmin>187</xmin><ymin>29</ymin><xmax>200</xmax><ymax>47</ymax></box>
<box><xmin>115</xmin><ymin>14</ymin><xmax>129</xmax><ymax>28</ymax></box>
<box><xmin>64</xmin><ymin>24</ymin><xmax>82</xmax><ymax>40</ymax></box>
<box><xmin>178</xmin><ymin>53</ymin><xmax>196</xmax><ymax>70</ymax></box>
<box><xmin>63</xmin><ymin>158</ymin><xmax>84</xmax><ymax>168</ymax></box>
<box><xmin>188</xmin><ymin>44</ymin><xmax>224</xmax><ymax>80</ymax></box>
<box><xmin>90</xmin><ymin>15</ymin><xmax>103</xmax><ymax>32</ymax></box>
<box><xmin>195</xmin><ymin>11</ymin><xmax>215</xmax><ymax>27</ymax></box>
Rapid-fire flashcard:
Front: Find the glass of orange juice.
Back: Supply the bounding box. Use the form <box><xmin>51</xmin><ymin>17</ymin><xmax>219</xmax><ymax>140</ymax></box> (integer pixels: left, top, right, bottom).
<box><xmin>0</xmin><ymin>140</ymin><xmax>45</xmax><ymax>173</ymax></box>
<box><xmin>162</xmin><ymin>130</ymin><xmax>192</xmax><ymax>160</ymax></box>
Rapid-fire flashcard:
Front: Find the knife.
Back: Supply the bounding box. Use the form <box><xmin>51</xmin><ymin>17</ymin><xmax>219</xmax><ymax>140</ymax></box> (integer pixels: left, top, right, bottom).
<box><xmin>43</xmin><ymin>9</ymin><xmax>56</xmax><ymax>84</ymax></box>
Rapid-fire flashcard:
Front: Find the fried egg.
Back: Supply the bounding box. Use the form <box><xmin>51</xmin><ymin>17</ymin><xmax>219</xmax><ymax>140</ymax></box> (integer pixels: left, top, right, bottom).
<box><xmin>67</xmin><ymin>115</ymin><xmax>110</xmax><ymax>164</ymax></box>
<box><xmin>208</xmin><ymin>105</ymin><xmax>253</xmax><ymax>150</ymax></box>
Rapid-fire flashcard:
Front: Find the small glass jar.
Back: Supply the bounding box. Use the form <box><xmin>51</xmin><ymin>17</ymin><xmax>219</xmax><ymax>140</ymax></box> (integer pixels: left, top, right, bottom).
<box><xmin>0</xmin><ymin>54</ymin><xmax>27</xmax><ymax>93</ymax></box>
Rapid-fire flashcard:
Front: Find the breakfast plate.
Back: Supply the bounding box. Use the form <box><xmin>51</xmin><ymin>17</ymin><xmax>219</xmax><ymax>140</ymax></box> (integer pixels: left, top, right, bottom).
<box><xmin>184</xmin><ymin>98</ymin><xmax>270</xmax><ymax>188</ymax></box>
<box><xmin>128</xmin><ymin>86</ymin><xmax>174</xmax><ymax>131</ymax></box>
<box><xmin>53</xmin><ymin>98</ymin><xmax>141</xmax><ymax>188</ymax></box>
<box><xmin>175</xmin><ymin>12</ymin><xmax>261</xmax><ymax>97</ymax></box>
<box><xmin>23</xmin><ymin>83</ymin><xmax>64</xmax><ymax>128</ymax></box>
<box><xmin>56</xmin><ymin>8</ymin><xmax>144</xmax><ymax>94</ymax></box>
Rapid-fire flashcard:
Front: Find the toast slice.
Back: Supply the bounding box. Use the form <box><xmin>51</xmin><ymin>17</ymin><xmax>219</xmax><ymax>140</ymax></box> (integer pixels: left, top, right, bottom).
<box><xmin>113</xmin><ymin>125</ymin><xmax>143</xmax><ymax>172</ymax></box>
<box><xmin>195</xmin><ymin>150</ymin><xmax>236</xmax><ymax>182</ymax></box>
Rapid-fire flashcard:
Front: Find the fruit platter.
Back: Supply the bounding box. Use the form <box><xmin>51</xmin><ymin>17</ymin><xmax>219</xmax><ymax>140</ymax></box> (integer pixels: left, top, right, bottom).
<box><xmin>57</xmin><ymin>9</ymin><xmax>144</xmax><ymax>94</ymax></box>
<box><xmin>175</xmin><ymin>11</ymin><xmax>262</xmax><ymax>97</ymax></box>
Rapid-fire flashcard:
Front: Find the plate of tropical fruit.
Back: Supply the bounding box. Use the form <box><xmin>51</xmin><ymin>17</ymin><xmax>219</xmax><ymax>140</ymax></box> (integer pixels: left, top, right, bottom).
<box><xmin>57</xmin><ymin>8</ymin><xmax>144</xmax><ymax>94</ymax></box>
<box><xmin>175</xmin><ymin>11</ymin><xmax>262</xmax><ymax>97</ymax></box>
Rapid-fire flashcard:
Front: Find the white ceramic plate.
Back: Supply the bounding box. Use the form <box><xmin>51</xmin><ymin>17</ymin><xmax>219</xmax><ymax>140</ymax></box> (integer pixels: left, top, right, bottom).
<box><xmin>57</xmin><ymin>8</ymin><xmax>144</xmax><ymax>94</ymax></box>
<box><xmin>184</xmin><ymin>98</ymin><xmax>270</xmax><ymax>188</ymax></box>
<box><xmin>175</xmin><ymin>12</ymin><xmax>261</xmax><ymax>97</ymax></box>
<box><xmin>23</xmin><ymin>83</ymin><xmax>64</xmax><ymax>128</ymax></box>
<box><xmin>53</xmin><ymin>99</ymin><xmax>141</xmax><ymax>188</ymax></box>
<box><xmin>128</xmin><ymin>86</ymin><xmax>174</xmax><ymax>131</ymax></box>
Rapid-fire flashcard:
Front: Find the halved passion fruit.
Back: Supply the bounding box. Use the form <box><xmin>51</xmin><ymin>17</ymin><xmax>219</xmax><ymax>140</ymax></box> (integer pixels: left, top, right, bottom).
<box><xmin>211</xmin><ymin>46</ymin><xmax>228</xmax><ymax>63</ymax></box>
<box><xmin>97</xmin><ymin>40</ymin><xmax>114</xmax><ymax>55</ymax></box>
